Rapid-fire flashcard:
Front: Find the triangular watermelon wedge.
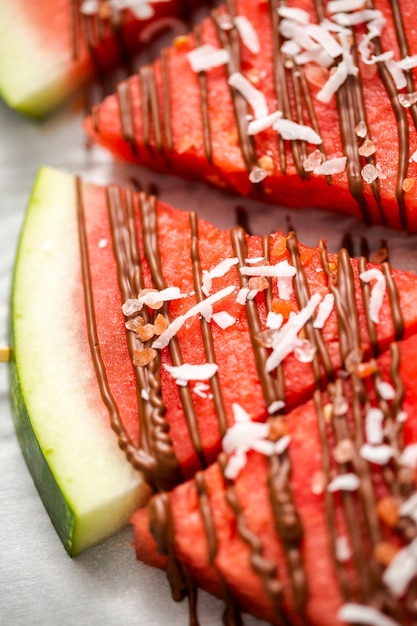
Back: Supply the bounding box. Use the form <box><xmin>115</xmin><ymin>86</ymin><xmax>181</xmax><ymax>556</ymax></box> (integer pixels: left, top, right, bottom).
<box><xmin>132</xmin><ymin>332</ymin><xmax>417</xmax><ymax>625</ymax></box>
<box><xmin>11</xmin><ymin>166</ymin><xmax>417</xmax><ymax>557</ymax></box>
<box><xmin>85</xmin><ymin>0</ymin><xmax>417</xmax><ymax>231</ymax></box>
<box><xmin>0</xmin><ymin>0</ymin><xmax>186</xmax><ymax>117</ymax></box>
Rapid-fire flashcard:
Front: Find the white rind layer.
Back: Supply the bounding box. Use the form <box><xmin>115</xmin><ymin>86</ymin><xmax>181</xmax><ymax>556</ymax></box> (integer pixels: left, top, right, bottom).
<box><xmin>11</xmin><ymin>167</ymin><xmax>145</xmax><ymax>555</ymax></box>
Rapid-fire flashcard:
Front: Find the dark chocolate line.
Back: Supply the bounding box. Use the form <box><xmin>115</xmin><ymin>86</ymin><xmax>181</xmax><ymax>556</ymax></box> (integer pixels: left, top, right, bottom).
<box><xmin>139</xmin><ymin>194</ymin><xmax>208</xmax><ymax>470</ymax></box>
<box><xmin>161</xmin><ymin>48</ymin><xmax>173</xmax><ymax>153</ymax></box>
<box><xmin>189</xmin><ymin>212</ymin><xmax>228</xmax><ymax>438</ymax></box>
<box><xmin>140</xmin><ymin>65</ymin><xmax>163</xmax><ymax>152</ymax></box>
<box><xmin>117</xmin><ymin>80</ymin><xmax>137</xmax><ymax>152</ymax></box>
<box><xmin>194</xmin><ymin>25</ymin><xmax>213</xmax><ymax>164</ymax></box>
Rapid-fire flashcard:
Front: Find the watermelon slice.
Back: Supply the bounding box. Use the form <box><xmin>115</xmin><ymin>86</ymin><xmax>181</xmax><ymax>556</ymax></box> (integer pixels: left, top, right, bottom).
<box><xmin>0</xmin><ymin>0</ymin><xmax>185</xmax><ymax>118</ymax></box>
<box><xmin>132</xmin><ymin>332</ymin><xmax>417</xmax><ymax>625</ymax></box>
<box><xmin>85</xmin><ymin>0</ymin><xmax>417</xmax><ymax>231</ymax></box>
<box><xmin>11</xmin><ymin>165</ymin><xmax>417</xmax><ymax>563</ymax></box>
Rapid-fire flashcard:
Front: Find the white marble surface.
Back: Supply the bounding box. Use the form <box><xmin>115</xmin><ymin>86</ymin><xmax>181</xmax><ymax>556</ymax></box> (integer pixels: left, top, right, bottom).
<box><xmin>1</xmin><ymin>97</ymin><xmax>417</xmax><ymax>626</ymax></box>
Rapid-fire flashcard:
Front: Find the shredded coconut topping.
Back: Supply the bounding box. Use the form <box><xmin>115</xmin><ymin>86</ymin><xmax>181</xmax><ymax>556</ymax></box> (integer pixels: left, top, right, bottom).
<box><xmin>359</xmin><ymin>268</ymin><xmax>386</xmax><ymax>324</ymax></box>
<box><xmin>273</xmin><ymin>118</ymin><xmax>322</xmax><ymax>144</ymax></box>
<box><xmin>163</xmin><ymin>362</ymin><xmax>218</xmax><ymax>385</ymax></box>
<box><xmin>327</xmin><ymin>473</ymin><xmax>360</xmax><ymax>492</ymax></box>
<box><xmin>240</xmin><ymin>260</ymin><xmax>296</xmax><ymax>278</ymax></box>
<box><xmin>383</xmin><ymin>537</ymin><xmax>417</xmax><ymax>598</ymax></box>
<box><xmin>187</xmin><ymin>44</ymin><xmax>230</xmax><ymax>73</ymax></box>
<box><xmin>234</xmin><ymin>15</ymin><xmax>260</xmax><ymax>54</ymax></box>
<box><xmin>337</xmin><ymin>603</ymin><xmax>400</xmax><ymax>626</ymax></box>
<box><xmin>360</xmin><ymin>443</ymin><xmax>395</xmax><ymax>465</ymax></box>
<box><xmin>365</xmin><ymin>407</ymin><xmax>384</xmax><ymax>445</ymax></box>
<box><xmin>153</xmin><ymin>285</ymin><xmax>235</xmax><ymax>349</ymax></box>
<box><xmin>313</xmin><ymin>293</ymin><xmax>335</xmax><ymax>328</ymax></box>
<box><xmin>229</xmin><ymin>72</ymin><xmax>268</xmax><ymax>119</ymax></box>
<box><xmin>248</xmin><ymin>111</ymin><xmax>283</xmax><ymax>135</ymax></box>
<box><xmin>212</xmin><ymin>311</ymin><xmax>236</xmax><ymax>329</ymax></box>
<box><xmin>399</xmin><ymin>443</ymin><xmax>417</xmax><ymax>468</ymax></box>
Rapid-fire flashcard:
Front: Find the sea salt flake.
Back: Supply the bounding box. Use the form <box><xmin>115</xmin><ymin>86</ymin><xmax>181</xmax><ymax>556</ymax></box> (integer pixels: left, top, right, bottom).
<box><xmin>361</xmin><ymin>163</ymin><xmax>378</xmax><ymax>183</ymax></box>
<box><xmin>383</xmin><ymin>537</ymin><xmax>417</xmax><ymax>598</ymax></box>
<box><xmin>249</xmin><ymin>166</ymin><xmax>268</xmax><ymax>184</ymax></box>
<box><xmin>294</xmin><ymin>338</ymin><xmax>316</xmax><ymax>363</ymax></box>
<box><xmin>358</xmin><ymin>138</ymin><xmax>376</xmax><ymax>157</ymax></box>
<box><xmin>303</xmin><ymin>149</ymin><xmax>323</xmax><ymax>172</ymax></box>
<box><xmin>314</xmin><ymin>156</ymin><xmax>347</xmax><ymax>175</ymax></box>
<box><xmin>187</xmin><ymin>44</ymin><xmax>230</xmax><ymax>73</ymax></box>
<box><xmin>398</xmin><ymin>92</ymin><xmax>417</xmax><ymax>108</ymax></box>
<box><xmin>327</xmin><ymin>473</ymin><xmax>360</xmax><ymax>492</ymax></box>
<box><xmin>375</xmin><ymin>163</ymin><xmax>387</xmax><ymax>179</ymax></box>
<box><xmin>355</xmin><ymin>120</ymin><xmax>367</xmax><ymax>138</ymax></box>
<box><xmin>337</xmin><ymin>603</ymin><xmax>400</xmax><ymax>626</ymax></box>
<box><xmin>212</xmin><ymin>311</ymin><xmax>236</xmax><ymax>329</ymax></box>
<box><xmin>360</xmin><ymin>443</ymin><xmax>395</xmax><ymax>465</ymax></box>
<box><xmin>122</xmin><ymin>298</ymin><xmax>143</xmax><ymax>315</ymax></box>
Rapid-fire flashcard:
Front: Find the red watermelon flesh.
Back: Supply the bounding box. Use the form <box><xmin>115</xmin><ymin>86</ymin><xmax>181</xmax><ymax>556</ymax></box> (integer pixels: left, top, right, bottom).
<box><xmin>132</xmin><ymin>332</ymin><xmax>417</xmax><ymax>626</ymax></box>
<box><xmin>80</xmin><ymin>173</ymin><xmax>417</xmax><ymax>490</ymax></box>
<box><xmin>84</xmin><ymin>0</ymin><xmax>417</xmax><ymax>231</ymax></box>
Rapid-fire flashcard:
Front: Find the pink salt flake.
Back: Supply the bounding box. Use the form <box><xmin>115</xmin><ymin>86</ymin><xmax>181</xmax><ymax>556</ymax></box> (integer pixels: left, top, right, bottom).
<box><xmin>358</xmin><ymin>138</ymin><xmax>376</xmax><ymax>157</ymax></box>
<box><xmin>399</xmin><ymin>92</ymin><xmax>417</xmax><ymax>108</ymax></box>
<box><xmin>361</xmin><ymin>163</ymin><xmax>378</xmax><ymax>183</ymax></box>
<box><xmin>303</xmin><ymin>149</ymin><xmax>323</xmax><ymax>172</ymax></box>
<box><xmin>355</xmin><ymin>120</ymin><xmax>367</xmax><ymax>138</ymax></box>
<box><xmin>249</xmin><ymin>166</ymin><xmax>268</xmax><ymax>184</ymax></box>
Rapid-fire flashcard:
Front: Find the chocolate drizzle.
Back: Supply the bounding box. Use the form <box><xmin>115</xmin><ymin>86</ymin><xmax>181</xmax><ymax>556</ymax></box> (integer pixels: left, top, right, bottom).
<box><xmin>77</xmin><ymin>173</ymin><xmax>415</xmax><ymax>623</ymax></box>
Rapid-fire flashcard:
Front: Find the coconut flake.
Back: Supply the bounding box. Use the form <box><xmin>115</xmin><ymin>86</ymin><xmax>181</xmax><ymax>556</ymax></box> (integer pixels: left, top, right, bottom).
<box><xmin>273</xmin><ymin>118</ymin><xmax>322</xmax><ymax>144</ymax></box>
<box><xmin>187</xmin><ymin>44</ymin><xmax>230</xmax><ymax>73</ymax></box>
<box><xmin>245</xmin><ymin>256</ymin><xmax>265</xmax><ymax>264</ymax></box>
<box><xmin>386</xmin><ymin>59</ymin><xmax>407</xmax><ymax>90</ymax></box>
<box><xmin>281</xmin><ymin>40</ymin><xmax>302</xmax><ymax>56</ymax></box>
<box><xmin>365</xmin><ymin>407</ymin><xmax>384</xmax><ymax>445</ymax></box>
<box><xmin>236</xmin><ymin>287</ymin><xmax>250</xmax><ymax>304</ymax></box>
<box><xmin>240</xmin><ymin>260</ymin><xmax>296</xmax><ymax>278</ymax></box>
<box><xmin>383</xmin><ymin>537</ymin><xmax>417</xmax><ymax>598</ymax></box>
<box><xmin>274</xmin><ymin>435</ymin><xmax>291</xmax><ymax>455</ymax></box>
<box><xmin>249</xmin><ymin>166</ymin><xmax>268</xmax><ymax>184</ymax></box>
<box><xmin>98</xmin><ymin>238</ymin><xmax>108</xmax><ymax>248</ymax></box>
<box><xmin>399</xmin><ymin>492</ymin><xmax>417</xmax><ymax>523</ymax></box>
<box><xmin>266</xmin><ymin>293</ymin><xmax>322</xmax><ymax>372</ymax></box>
<box><xmin>327</xmin><ymin>0</ymin><xmax>366</xmax><ymax>12</ymax></box>
<box><xmin>277</xmin><ymin>6</ymin><xmax>310</xmax><ymax>24</ymax></box>
<box><xmin>411</xmin><ymin>149</ymin><xmax>417</xmax><ymax>163</ymax></box>
<box><xmin>153</xmin><ymin>285</ymin><xmax>235</xmax><ymax>349</ymax></box>
<box><xmin>303</xmin><ymin>23</ymin><xmax>344</xmax><ymax>58</ymax></box>
<box><xmin>360</xmin><ymin>443</ymin><xmax>395</xmax><ymax>465</ymax></box>
<box><xmin>139</xmin><ymin>286</ymin><xmax>186</xmax><ymax>306</ymax></box>
<box><xmin>398</xmin><ymin>55</ymin><xmax>417</xmax><ymax>70</ymax></box>
<box><xmin>193</xmin><ymin>382</ymin><xmax>212</xmax><ymax>399</ymax></box>
<box><xmin>313</xmin><ymin>293</ymin><xmax>334</xmax><ymax>328</ymax></box>
<box><xmin>337</xmin><ymin>603</ymin><xmax>400</xmax><ymax>626</ymax></box>
<box><xmin>377</xmin><ymin>380</ymin><xmax>396</xmax><ymax>401</ymax></box>
<box><xmin>212</xmin><ymin>311</ymin><xmax>236</xmax><ymax>329</ymax></box>
<box><xmin>316</xmin><ymin>61</ymin><xmax>348</xmax><ymax>103</ymax></box>
<box><xmin>399</xmin><ymin>443</ymin><xmax>417</xmax><ymax>468</ymax></box>
<box><xmin>248</xmin><ymin>111</ymin><xmax>282</xmax><ymax>135</ymax></box>
<box><xmin>234</xmin><ymin>15</ymin><xmax>260</xmax><ymax>54</ymax></box>
<box><xmin>294</xmin><ymin>338</ymin><xmax>316</xmax><ymax>363</ymax></box>
<box><xmin>202</xmin><ymin>271</ymin><xmax>212</xmax><ymax>296</ymax></box>
<box><xmin>328</xmin><ymin>473</ymin><xmax>360</xmax><ymax>492</ymax></box>
<box><xmin>332</xmin><ymin>9</ymin><xmax>384</xmax><ymax>27</ymax></box>
<box><xmin>314</xmin><ymin>156</ymin><xmax>347</xmax><ymax>175</ymax></box>
<box><xmin>295</xmin><ymin>46</ymin><xmax>334</xmax><ymax>68</ymax></box>
<box><xmin>359</xmin><ymin>268</ymin><xmax>386</xmax><ymax>324</ymax></box>
<box><xmin>164</xmin><ymin>362</ymin><xmax>218</xmax><ymax>384</ymax></box>
<box><xmin>81</xmin><ymin>0</ymin><xmax>99</xmax><ymax>14</ymax></box>
<box><xmin>335</xmin><ymin>535</ymin><xmax>352</xmax><ymax>562</ymax></box>
<box><xmin>277</xmin><ymin>276</ymin><xmax>294</xmax><ymax>301</ymax></box>
<box><xmin>228</xmin><ymin>72</ymin><xmax>268</xmax><ymax>119</ymax></box>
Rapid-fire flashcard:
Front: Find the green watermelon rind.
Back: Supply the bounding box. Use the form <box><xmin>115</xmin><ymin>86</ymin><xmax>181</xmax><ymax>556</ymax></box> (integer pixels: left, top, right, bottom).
<box><xmin>10</xmin><ymin>167</ymin><xmax>145</xmax><ymax>556</ymax></box>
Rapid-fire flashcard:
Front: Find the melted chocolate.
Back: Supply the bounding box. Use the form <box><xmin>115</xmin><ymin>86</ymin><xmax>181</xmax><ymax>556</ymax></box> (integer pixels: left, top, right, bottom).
<box><xmin>77</xmin><ymin>162</ymin><xmax>414</xmax><ymax>623</ymax></box>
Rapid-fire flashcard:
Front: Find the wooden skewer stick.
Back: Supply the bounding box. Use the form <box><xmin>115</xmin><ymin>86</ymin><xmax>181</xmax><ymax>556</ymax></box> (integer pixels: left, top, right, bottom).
<box><xmin>0</xmin><ymin>347</ymin><xmax>11</xmax><ymax>362</ymax></box>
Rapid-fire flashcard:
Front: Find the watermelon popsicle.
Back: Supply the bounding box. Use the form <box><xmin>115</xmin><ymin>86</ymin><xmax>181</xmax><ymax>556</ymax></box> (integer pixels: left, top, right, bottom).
<box><xmin>84</xmin><ymin>0</ymin><xmax>417</xmax><ymax>231</ymax></box>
